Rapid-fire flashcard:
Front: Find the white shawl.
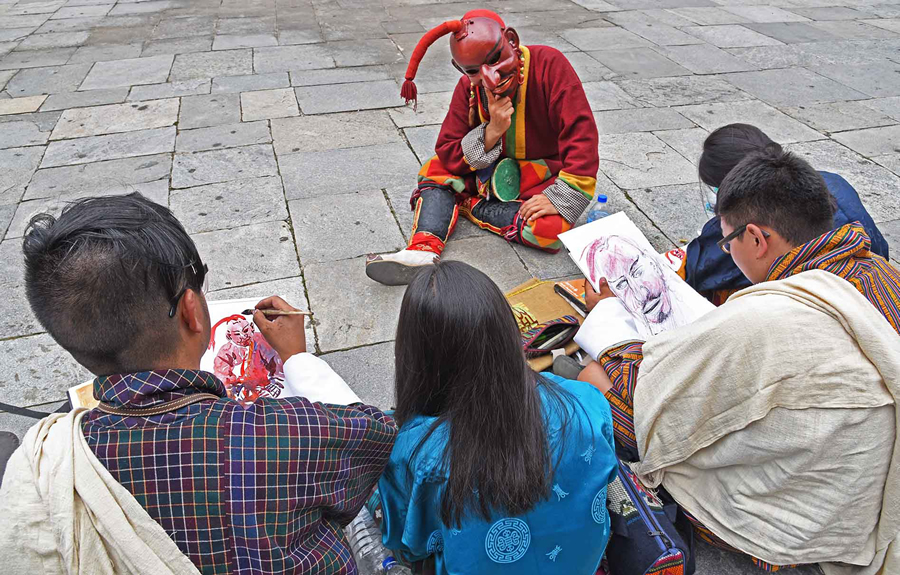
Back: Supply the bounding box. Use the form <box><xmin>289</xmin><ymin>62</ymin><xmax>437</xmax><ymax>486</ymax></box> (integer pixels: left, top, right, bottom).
<box><xmin>632</xmin><ymin>270</ymin><xmax>900</xmax><ymax>574</ymax></box>
<box><xmin>0</xmin><ymin>409</ymin><xmax>199</xmax><ymax>575</ymax></box>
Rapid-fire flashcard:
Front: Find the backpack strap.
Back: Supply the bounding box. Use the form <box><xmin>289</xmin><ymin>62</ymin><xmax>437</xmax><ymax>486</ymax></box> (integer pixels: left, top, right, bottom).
<box><xmin>96</xmin><ymin>393</ymin><xmax>221</xmax><ymax>417</ymax></box>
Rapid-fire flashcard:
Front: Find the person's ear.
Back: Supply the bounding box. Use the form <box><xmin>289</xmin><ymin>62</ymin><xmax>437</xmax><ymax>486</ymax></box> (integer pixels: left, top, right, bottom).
<box><xmin>179</xmin><ymin>289</ymin><xmax>206</xmax><ymax>334</ymax></box>
<box><xmin>505</xmin><ymin>27</ymin><xmax>519</xmax><ymax>49</ymax></box>
<box><xmin>746</xmin><ymin>224</ymin><xmax>769</xmax><ymax>259</ymax></box>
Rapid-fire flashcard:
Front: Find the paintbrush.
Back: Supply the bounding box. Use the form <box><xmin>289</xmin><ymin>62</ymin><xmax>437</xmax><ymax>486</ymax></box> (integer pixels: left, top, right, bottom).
<box><xmin>240</xmin><ymin>308</ymin><xmax>313</xmax><ymax>317</ymax></box>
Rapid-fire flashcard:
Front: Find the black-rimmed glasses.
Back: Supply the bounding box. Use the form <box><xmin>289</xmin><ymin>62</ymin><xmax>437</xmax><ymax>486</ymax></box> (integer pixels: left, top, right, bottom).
<box><xmin>717</xmin><ymin>224</ymin><xmax>770</xmax><ymax>254</ymax></box>
<box><xmin>168</xmin><ymin>263</ymin><xmax>209</xmax><ymax>318</ymax></box>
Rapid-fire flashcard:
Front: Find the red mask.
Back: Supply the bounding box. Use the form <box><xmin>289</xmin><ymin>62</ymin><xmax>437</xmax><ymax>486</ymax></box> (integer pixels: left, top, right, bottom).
<box><xmin>450</xmin><ymin>18</ymin><xmax>521</xmax><ymax>100</ymax></box>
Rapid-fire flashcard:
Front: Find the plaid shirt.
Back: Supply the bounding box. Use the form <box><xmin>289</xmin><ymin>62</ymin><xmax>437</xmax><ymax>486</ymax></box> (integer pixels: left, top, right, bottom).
<box><xmin>82</xmin><ymin>369</ymin><xmax>397</xmax><ymax>574</ymax></box>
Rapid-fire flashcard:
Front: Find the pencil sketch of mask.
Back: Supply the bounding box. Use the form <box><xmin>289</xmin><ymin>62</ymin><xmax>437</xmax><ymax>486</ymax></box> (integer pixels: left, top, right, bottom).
<box><xmin>582</xmin><ymin>235</ymin><xmax>683</xmax><ymax>336</ymax></box>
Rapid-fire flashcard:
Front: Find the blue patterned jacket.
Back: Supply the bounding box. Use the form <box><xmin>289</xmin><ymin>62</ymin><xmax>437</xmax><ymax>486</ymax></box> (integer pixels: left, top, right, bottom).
<box><xmin>378</xmin><ymin>374</ymin><xmax>617</xmax><ymax>575</ymax></box>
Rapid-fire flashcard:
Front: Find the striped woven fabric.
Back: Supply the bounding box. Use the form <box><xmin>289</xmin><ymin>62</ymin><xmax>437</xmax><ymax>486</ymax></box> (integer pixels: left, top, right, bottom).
<box><xmin>767</xmin><ymin>222</ymin><xmax>900</xmax><ymax>334</ymax></box>
<box><xmin>82</xmin><ymin>369</ymin><xmax>397</xmax><ymax>574</ymax></box>
<box><xmin>596</xmin><ymin>224</ymin><xmax>900</xmax><ymax>571</ymax></box>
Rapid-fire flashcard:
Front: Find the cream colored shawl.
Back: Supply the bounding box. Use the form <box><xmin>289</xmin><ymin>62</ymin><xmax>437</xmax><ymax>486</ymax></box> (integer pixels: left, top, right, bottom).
<box><xmin>0</xmin><ymin>409</ymin><xmax>199</xmax><ymax>575</ymax></box>
<box><xmin>631</xmin><ymin>270</ymin><xmax>900</xmax><ymax>574</ymax></box>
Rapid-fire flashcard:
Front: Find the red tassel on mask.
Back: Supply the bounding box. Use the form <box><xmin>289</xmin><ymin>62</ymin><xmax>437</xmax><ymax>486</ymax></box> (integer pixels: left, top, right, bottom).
<box><xmin>401</xmin><ymin>10</ymin><xmax>506</xmax><ymax>109</ymax></box>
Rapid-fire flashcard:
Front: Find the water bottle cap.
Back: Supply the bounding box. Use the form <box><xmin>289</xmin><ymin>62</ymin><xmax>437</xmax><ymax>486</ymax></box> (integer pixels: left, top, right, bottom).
<box><xmin>598</xmin><ymin>195</ymin><xmax>607</xmax><ymax>203</ymax></box>
<box><xmin>383</xmin><ymin>557</ymin><xmax>398</xmax><ymax>569</ymax></box>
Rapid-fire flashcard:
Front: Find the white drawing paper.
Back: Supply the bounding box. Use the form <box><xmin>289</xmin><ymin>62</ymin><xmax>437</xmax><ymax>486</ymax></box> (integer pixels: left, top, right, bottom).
<box><xmin>69</xmin><ymin>297</ymin><xmax>291</xmax><ymax>410</ymax></box>
<box><xmin>559</xmin><ymin>212</ymin><xmax>714</xmax><ymax>340</ymax></box>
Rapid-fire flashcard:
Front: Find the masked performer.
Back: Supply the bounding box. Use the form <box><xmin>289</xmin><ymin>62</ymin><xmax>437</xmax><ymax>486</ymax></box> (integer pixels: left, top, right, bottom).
<box><xmin>211</xmin><ymin>315</ymin><xmax>284</xmax><ymax>406</ymax></box>
<box><xmin>365</xmin><ymin>9</ymin><xmax>599</xmax><ymax>285</ymax></box>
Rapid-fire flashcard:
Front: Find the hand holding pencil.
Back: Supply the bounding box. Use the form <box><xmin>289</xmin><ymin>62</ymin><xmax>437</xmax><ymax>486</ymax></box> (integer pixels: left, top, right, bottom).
<box><xmin>250</xmin><ymin>296</ymin><xmax>308</xmax><ymax>362</ymax></box>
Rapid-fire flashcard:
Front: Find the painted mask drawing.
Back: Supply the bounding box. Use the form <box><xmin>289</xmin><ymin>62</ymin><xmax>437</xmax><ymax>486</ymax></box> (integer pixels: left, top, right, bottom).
<box><xmin>201</xmin><ymin>298</ymin><xmax>285</xmax><ymax>408</ymax></box>
<box><xmin>560</xmin><ymin>213</ymin><xmax>713</xmax><ymax>339</ymax></box>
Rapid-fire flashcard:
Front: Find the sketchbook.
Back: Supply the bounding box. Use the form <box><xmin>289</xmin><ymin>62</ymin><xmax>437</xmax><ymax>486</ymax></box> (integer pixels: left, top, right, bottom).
<box><xmin>558</xmin><ymin>212</ymin><xmax>714</xmax><ymax>345</ymax></box>
<box><xmin>68</xmin><ymin>298</ymin><xmax>294</xmax><ymax>410</ymax></box>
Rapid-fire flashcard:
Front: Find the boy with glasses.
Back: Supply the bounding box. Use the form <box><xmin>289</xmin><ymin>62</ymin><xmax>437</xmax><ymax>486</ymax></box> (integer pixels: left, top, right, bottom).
<box><xmin>575</xmin><ymin>149</ymin><xmax>900</xmax><ymax>573</ymax></box>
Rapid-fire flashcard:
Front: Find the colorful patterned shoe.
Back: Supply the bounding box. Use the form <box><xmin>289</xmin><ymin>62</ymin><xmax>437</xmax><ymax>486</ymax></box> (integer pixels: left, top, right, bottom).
<box><xmin>491</xmin><ymin>157</ymin><xmax>521</xmax><ymax>202</ymax></box>
<box><xmin>365</xmin><ymin>249</ymin><xmax>438</xmax><ymax>286</ymax></box>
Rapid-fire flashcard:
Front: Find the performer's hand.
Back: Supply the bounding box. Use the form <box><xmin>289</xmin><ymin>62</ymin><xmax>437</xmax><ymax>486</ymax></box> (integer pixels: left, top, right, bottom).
<box><xmin>252</xmin><ymin>296</ymin><xmax>307</xmax><ymax>362</ymax></box>
<box><xmin>519</xmin><ymin>194</ymin><xmax>559</xmax><ymax>224</ymax></box>
<box><xmin>485</xmin><ymin>91</ymin><xmax>514</xmax><ymax>150</ymax></box>
<box><xmin>584</xmin><ymin>278</ymin><xmax>615</xmax><ymax>313</ymax></box>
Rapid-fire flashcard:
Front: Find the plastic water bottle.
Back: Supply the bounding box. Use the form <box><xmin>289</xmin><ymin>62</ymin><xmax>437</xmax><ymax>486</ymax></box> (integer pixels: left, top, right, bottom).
<box><xmin>345</xmin><ymin>507</ymin><xmax>413</xmax><ymax>574</ymax></box>
<box><xmin>587</xmin><ymin>195</ymin><xmax>610</xmax><ymax>223</ymax></box>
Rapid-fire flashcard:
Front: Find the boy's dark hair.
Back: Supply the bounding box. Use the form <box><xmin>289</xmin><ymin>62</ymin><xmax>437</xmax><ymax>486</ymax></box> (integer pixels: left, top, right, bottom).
<box><xmin>699</xmin><ymin>123</ymin><xmax>782</xmax><ymax>187</ymax></box>
<box><xmin>22</xmin><ymin>193</ymin><xmax>206</xmax><ymax>376</ymax></box>
<box><xmin>716</xmin><ymin>148</ymin><xmax>837</xmax><ymax>246</ymax></box>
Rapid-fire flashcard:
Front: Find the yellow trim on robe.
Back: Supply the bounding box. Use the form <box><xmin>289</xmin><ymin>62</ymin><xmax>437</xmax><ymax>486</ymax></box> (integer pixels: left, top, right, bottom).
<box><xmin>557</xmin><ymin>170</ymin><xmax>597</xmax><ymax>201</ymax></box>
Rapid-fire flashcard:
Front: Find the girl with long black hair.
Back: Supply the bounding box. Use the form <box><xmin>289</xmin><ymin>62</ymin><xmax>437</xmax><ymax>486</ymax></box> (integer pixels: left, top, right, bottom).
<box><xmin>378</xmin><ymin>261</ymin><xmax>617</xmax><ymax>574</ymax></box>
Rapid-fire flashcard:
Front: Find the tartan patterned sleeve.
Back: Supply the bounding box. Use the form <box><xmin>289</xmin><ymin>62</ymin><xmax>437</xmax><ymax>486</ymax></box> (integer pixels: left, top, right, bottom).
<box><xmin>461</xmin><ymin>122</ymin><xmax>502</xmax><ymax>170</ymax></box>
<box><xmin>543</xmin><ymin>179</ymin><xmax>592</xmax><ymax>224</ymax></box>
<box><xmin>598</xmin><ymin>341</ymin><xmax>645</xmax><ymax>452</ymax></box>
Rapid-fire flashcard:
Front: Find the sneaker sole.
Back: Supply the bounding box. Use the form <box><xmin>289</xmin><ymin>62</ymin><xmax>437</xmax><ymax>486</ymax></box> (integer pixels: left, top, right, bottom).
<box><xmin>365</xmin><ymin>259</ymin><xmax>430</xmax><ymax>286</ymax></box>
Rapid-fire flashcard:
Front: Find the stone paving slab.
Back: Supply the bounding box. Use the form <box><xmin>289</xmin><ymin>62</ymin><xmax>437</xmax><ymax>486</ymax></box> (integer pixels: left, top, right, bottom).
<box><xmin>171</xmin><ymin>143</ymin><xmax>278</xmax><ymax>188</ymax></box>
<box><xmin>832</xmin><ymin>124</ymin><xmax>900</xmax><ymax>157</ymax></box>
<box><xmin>253</xmin><ymin>44</ymin><xmax>334</xmax><ymax>74</ymax></box>
<box><xmin>280</xmin><ymin>141</ymin><xmax>419</xmax><ymax>200</ymax></box>
<box><xmin>403</xmin><ymin>124</ymin><xmax>440</xmax><ymax>163</ymax></box>
<box><xmin>212</xmin><ymin>72</ymin><xmax>288</xmax><ymax>94</ymax></box>
<box><xmin>0</xmin><ymin>240</ymin><xmax>42</xmax><ymax>347</ymax></box>
<box><xmin>682</xmin><ymin>24</ymin><xmax>785</xmax><ymax>47</ymax></box>
<box><xmin>597</xmin><ymin>131</ymin><xmax>699</xmax><ymax>190</ymax></box>
<box><xmin>294</xmin><ymin>78</ymin><xmax>402</xmax><ymax>114</ymax></box>
<box><xmin>0</xmin><ymin>332</ymin><xmax>91</xmax><ymax>407</ymax></box>
<box><xmin>127</xmin><ymin>78</ymin><xmax>209</xmax><ymax>101</ymax></box>
<box><xmin>191</xmin><ymin>220</ymin><xmax>300</xmax><ymax>292</ymax></box>
<box><xmin>179</xmin><ymin>93</ymin><xmax>240</xmax><ymax>129</ymax></box>
<box><xmin>304</xmin><ymin>255</ymin><xmax>406</xmax><ymax>353</ymax></box>
<box><xmin>654</xmin><ymin>43</ymin><xmax>756</xmax><ymax>74</ymax></box>
<box><xmin>40</xmin><ymin>87</ymin><xmax>128</xmax><ymax>110</ymax></box>
<box><xmin>24</xmin><ymin>153</ymin><xmax>171</xmax><ymax>199</ymax></box>
<box><xmin>589</xmin><ymin>47</ymin><xmax>692</xmax><ymax>79</ymax></box>
<box><xmin>811</xmin><ymin>58</ymin><xmax>900</xmax><ymax>99</ymax></box>
<box><xmin>0</xmin><ymin>146</ymin><xmax>45</xmax><ymax>205</ymax></box>
<box><xmin>783</xmin><ymin>101</ymin><xmax>896</xmax><ymax>134</ymax></box>
<box><xmin>41</xmin><ymin>125</ymin><xmax>174</xmax><ymax>167</ymax></box>
<box><xmin>320</xmin><ymin>342</ymin><xmax>395</xmax><ymax>409</ymax></box>
<box><xmin>7</xmin><ymin>178</ymin><xmax>168</xmax><ymax>239</ymax></box>
<box><xmin>175</xmin><ymin>120</ymin><xmax>271</xmax><ymax>153</ymax></box>
<box><xmin>289</xmin><ymin>189</ymin><xmax>406</xmax><ymax>264</ymax></box>
<box><xmin>616</xmin><ymin>75</ymin><xmax>747</xmax><ymax>107</ymax></box>
<box><xmin>79</xmin><ymin>54</ymin><xmax>174</xmax><ymax>90</ymax></box>
<box><xmin>240</xmin><ymin>88</ymin><xmax>299</xmax><ymax>121</ymax></box>
<box><xmin>594</xmin><ymin>107</ymin><xmax>695</xmax><ymax>134</ymax></box>
<box><xmin>169</xmin><ymin>49</ymin><xmax>252</xmax><ymax>80</ymax></box>
<box><xmin>0</xmin><ymin>120</ymin><xmax>48</xmax><ymax>149</ymax></box>
<box><xmin>49</xmin><ymin>98</ymin><xmax>178</xmax><ymax>140</ymax></box>
<box><xmin>141</xmin><ymin>36</ymin><xmax>212</xmax><ymax>57</ymax></box>
<box><xmin>654</xmin><ymin>126</ymin><xmax>708</xmax><ymax>165</ymax></box>
<box><xmin>0</xmin><ymin>94</ymin><xmax>46</xmax><ymax>114</ymax></box>
<box><xmin>723</xmin><ymin>67</ymin><xmax>869</xmax><ymax>107</ymax></box>
<box><xmin>675</xmin><ymin>100</ymin><xmax>822</xmax><ymax>144</ymax></box>
<box><xmin>787</xmin><ymin>139</ymin><xmax>900</xmax><ymax>224</ymax></box>
<box><xmin>170</xmin><ymin>176</ymin><xmax>286</xmax><ymax>234</ymax></box>
<box><xmin>271</xmin><ymin>110</ymin><xmax>401</xmax><ymax>155</ymax></box>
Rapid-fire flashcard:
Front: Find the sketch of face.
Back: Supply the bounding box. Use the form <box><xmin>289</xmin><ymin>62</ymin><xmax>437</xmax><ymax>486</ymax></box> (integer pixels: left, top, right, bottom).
<box><xmin>225</xmin><ymin>318</ymin><xmax>253</xmax><ymax>347</ymax></box>
<box><xmin>590</xmin><ymin>236</ymin><xmax>672</xmax><ymax>325</ymax></box>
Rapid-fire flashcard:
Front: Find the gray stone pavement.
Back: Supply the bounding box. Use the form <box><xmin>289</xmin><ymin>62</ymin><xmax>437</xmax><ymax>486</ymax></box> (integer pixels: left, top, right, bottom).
<box><xmin>3</xmin><ymin>0</ymin><xmax>900</xmax><ymax>571</ymax></box>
